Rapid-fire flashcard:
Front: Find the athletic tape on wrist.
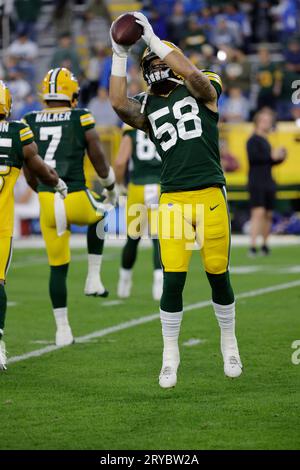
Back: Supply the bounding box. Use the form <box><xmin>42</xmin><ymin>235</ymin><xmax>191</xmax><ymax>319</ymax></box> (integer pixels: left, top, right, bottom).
<box><xmin>150</xmin><ymin>36</ymin><xmax>173</xmax><ymax>60</ymax></box>
<box><xmin>100</xmin><ymin>167</ymin><xmax>115</xmax><ymax>188</ymax></box>
<box><xmin>111</xmin><ymin>54</ymin><xmax>127</xmax><ymax>77</ymax></box>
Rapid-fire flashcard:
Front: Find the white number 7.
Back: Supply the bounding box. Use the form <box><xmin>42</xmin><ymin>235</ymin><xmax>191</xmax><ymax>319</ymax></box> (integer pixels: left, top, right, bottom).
<box><xmin>40</xmin><ymin>126</ymin><xmax>62</xmax><ymax>168</ymax></box>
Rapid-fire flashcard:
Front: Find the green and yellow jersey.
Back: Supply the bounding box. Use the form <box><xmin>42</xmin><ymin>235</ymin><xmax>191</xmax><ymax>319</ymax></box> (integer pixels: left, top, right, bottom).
<box><xmin>136</xmin><ymin>72</ymin><xmax>225</xmax><ymax>193</ymax></box>
<box><xmin>123</xmin><ymin>125</ymin><xmax>161</xmax><ymax>185</ymax></box>
<box><xmin>24</xmin><ymin>107</ymin><xmax>95</xmax><ymax>192</ymax></box>
<box><xmin>257</xmin><ymin>63</ymin><xmax>282</xmax><ymax>96</ymax></box>
<box><xmin>0</xmin><ymin>120</ymin><xmax>34</xmax><ymax>237</ymax></box>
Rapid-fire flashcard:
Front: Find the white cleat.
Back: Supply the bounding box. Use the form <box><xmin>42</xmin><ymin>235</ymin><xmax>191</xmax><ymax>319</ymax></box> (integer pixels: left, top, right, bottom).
<box><xmin>223</xmin><ymin>348</ymin><xmax>243</xmax><ymax>378</ymax></box>
<box><xmin>159</xmin><ymin>365</ymin><xmax>178</xmax><ymax>389</ymax></box>
<box><xmin>0</xmin><ymin>340</ymin><xmax>7</xmax><ymax>371</ymax></box>
<box><xmin>117</xmin><ymin>278</ymin><xmax>132</xmax><ymax>299</ymax></box>
<box><xmin>84</xmin><ymin>277</ymin><xmax>109</xmax><ymax>298</ymax></box>
<box><xmin>55</xmin><ymin>326</ymin><xmax>74</xmax><ymax>347</ymax></box>
<box><xmin>152</xmin><ymin>269</ymin><xmax>163</xmax><ymax>301</ymax></box>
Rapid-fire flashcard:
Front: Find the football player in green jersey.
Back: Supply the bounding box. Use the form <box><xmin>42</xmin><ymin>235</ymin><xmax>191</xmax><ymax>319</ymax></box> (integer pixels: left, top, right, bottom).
<box><xmin>23</xmin><ymin>68</ymin><xmax>117</xmax><ymax>347</ymax></box>
<box><xmin>109</xmin><ymin>13</ymin><xmax>242</xmax><ymax>388</ymax></box>
<box><xmin>0</xmin><ymin>80</ymin><xmax>67</xmax><ymax>370</ymax></box>
<box><xmin>114</xmin><ymin>124</ymin><xmax>162</xmax><ymax>300</ymax></box>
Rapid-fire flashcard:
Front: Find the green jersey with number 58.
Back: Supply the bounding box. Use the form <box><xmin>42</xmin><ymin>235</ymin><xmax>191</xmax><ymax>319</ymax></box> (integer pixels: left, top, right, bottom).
<box><xmin>123</xmin><ymin>125</ymin><xmax>161</xmax><ymax>185</ymax></box>
<box><xmin>23</xmin><ymin>107</ymin><xmax>95</xmax><ymax>192</ymax></box>
<box><xmin>138</xmin><ymin>75</ymin><xmax>225</xmax><ymax>193</ymax></box>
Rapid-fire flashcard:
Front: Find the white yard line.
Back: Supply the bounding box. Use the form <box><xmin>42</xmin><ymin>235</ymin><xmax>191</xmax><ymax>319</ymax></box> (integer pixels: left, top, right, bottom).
<box><xmin>102</xmin><ymin>300</ymin><xmax>124</xmax><ymax>307</ymax></box>
<box><xmin>7</xmin><ymin>279</ymin><xmax>300</xmax><ymax>366</ymax></box>
<box><xmin>183</xmin><ymin>338</ymin><xmax>206</xmax><ymax>347</ymax></box>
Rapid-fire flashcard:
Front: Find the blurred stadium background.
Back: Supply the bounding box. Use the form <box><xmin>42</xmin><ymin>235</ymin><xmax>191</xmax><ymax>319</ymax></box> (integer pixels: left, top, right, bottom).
<box><xmin>1</xmin><ymin>0</ymin><xmax>300</xmax><ymax>238</ymax></box>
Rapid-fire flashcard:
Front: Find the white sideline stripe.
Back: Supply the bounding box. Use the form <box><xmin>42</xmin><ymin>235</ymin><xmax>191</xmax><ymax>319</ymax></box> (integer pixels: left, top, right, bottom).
<box><xmin>7</xmin><ymin>279</ymin><xmax>300</xmax><ymax>365</ymax></box>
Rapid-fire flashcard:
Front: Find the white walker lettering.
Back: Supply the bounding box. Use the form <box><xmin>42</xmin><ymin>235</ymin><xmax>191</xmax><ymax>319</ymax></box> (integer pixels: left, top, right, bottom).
<box><xmin>35</xmin><ymin>112</ymin><xmax>71</xmax><ymax>123</ymax></box>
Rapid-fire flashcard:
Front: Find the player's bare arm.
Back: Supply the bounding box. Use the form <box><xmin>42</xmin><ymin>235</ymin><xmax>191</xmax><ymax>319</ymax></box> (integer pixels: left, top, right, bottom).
<box><xmin>23</xmin><ymin>162</ymin><xmax>39</xmax><ymax>192</ymax></box>
<box><xmin>109</xmin><ymin>77</ymin><xmax>148</xmax><ymax>132</ymax></box>
<box><xmin>109</xmin><ymin>27</ymin><xmax>148</xmax><ymax>132</ymax></box>
<box><xmin>23</xmin><ymin>141</ymin><xmax>67</xmax><ymax>197</ymax></box>
<box><xmin>160</xmin><ymin>52</ymin><xmax>217</xmax><ymax>106</ymax></box>
<box><xmin>23</xmin><ymin>141</ymin><xmax>58</xmax><ymax>187</ymax></box>
<box><xmin>85</xmin><ymin>127</ymin><xmax>118</xmax><ymax>205</ymax></box>
<box><xmin>114</xmin><ymin>134</ymin><xmax>132</xmax><ymax>183</ymax></box>
<box><xmin>85</xmin><ymin>128</ymin><xmax>111</xmax><ymax>183</ymax></box>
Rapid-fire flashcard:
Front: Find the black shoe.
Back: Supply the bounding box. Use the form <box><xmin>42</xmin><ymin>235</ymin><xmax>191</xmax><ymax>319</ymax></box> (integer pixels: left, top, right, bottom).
<box><xmin>248</xmin><ymin>247</ymin><xmax>257</xmax><ymax>258</ymax></box>
<box><xmin>261</xmin><ymin>245</ymin><xmax>270</xmax><ymax>256</ymax></box>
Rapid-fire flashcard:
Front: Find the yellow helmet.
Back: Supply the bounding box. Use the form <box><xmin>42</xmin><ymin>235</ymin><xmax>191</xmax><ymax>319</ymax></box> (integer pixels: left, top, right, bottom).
<box><xmin>141</xmin><ymin>41</ymin><xmax>183</xmax><ymax>87</ymax></box>
<box><xmin>0</xmin><ymin>81</ymin><xmax>12</xmax><ymax>118</ymax></box>
<box><xmin>42</xmin><ymin>68</ymin><xmax>79</xmax><ymax>106</ymax></box>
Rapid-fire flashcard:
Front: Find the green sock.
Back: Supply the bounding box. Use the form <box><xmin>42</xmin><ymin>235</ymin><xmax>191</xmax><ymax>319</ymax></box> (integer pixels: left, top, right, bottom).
<box><xmin>206</xmin><ymin>271</ymin><xmax>234</xmax><ymax>305</ymax></box>
<box><xmin>160</xmin><ymin>271</ymin><xmax>187</xmax><ymax>312</ymax></box>
<box><xmin>49</xmin><ymin>264</ymin><xmax>69</xmax><ymax>309</ymax></box>
<box><xmin>152</xmin><ymin>239</ymin><xmax>161</xmax><ymax>270</ymax></box>
<box><xmin>87</xmin><ymin>222</ymin><xmax>104</xmax><ymax>255</ymax></box>
<box><xmin>0</xmin><ymin>283</ymin><xmax>7</xmax><ymax>338</ymax></box>
<box><xmin>121</xmin><ymin>236</ymin><xmax>140</xmax><ymax>270</ymax></box>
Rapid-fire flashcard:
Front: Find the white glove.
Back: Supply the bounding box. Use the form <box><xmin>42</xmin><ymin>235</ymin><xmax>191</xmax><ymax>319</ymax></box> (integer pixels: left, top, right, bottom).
<box><xmin>110</xmin><ymin>23</ymin><xmax>131</xmax><ymax>58</ymax></box>
<box><xmin>102</xmin><ymin>186</ymin><xmax>118</xmax><ymax>207</ymax></box>
<box><xmin>54</xmin><ymin>178</ymin><xmax>68</xmax><ymax>199</ymax></box>
<box><xmin>134</xmin><ymin>12</ymin><xmax>155</xmax><ymax>46</ymax></box>
<box><xmin>134</xmin><ymin>11</ymin><xmax>173</xmax><ymax>59</ymax></box>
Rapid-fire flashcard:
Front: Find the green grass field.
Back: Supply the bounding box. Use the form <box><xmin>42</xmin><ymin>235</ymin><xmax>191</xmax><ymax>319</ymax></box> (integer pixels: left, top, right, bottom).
<box><xmin>1</xmin><ymin>243</ymin><xmax>300</xmax><ymax>450</ymax></box>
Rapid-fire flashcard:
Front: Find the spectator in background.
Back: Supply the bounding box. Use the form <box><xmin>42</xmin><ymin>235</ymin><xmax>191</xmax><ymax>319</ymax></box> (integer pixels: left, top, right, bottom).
<box><xmin>222</xmin><ymin>48</ymin><xmax>251</xmax><ymax>94</ymax></box>
<box><xmin>212</xmin><ymin>16</ymin><xmax>242</xmax><ymax>49</ymax></box>
<box><xmin>87</xmin><ymin>87</ymin><xmax>119</xmax><ymax>127</ymax></box>
<box><xmin>276</xmin><ymin>62</ymin><xmax>299</xmax><ymax>120</ymax></box>
<box><xmin>166</xmin><ymin>2</ymin><xmax>187</xmax><ymax>45</ymax></box>
<box><xmin>52</xmin><ymin>0</ymin><xmax>72</xmax><ymax>38</ymax></box>
<box><xmin>197</xmin><ymin>6</ymin><xmax>216</xmax><ymax>43</ymax></box>
<box><xmin>222</xmin><ymin>87</ymin><xmax>250</xmax><ymax>122</ymax></box>
<box><xmin>223</xmin><ymin>2</ymin><xmax>251</xmax><ymax>45</ymax></box>
<box><xmin>181</xmin><ymin>15</ymin><xmax>207</xmax><ymax>53</ymax></box>
<box><xmin>83</xmin><ymin>0</ymin><xmax>112</xmax><ymax>47</ymax></box>
<box><xmin>6</xmin><ymin>67</ymin><xmax>31</xmax><ymax>119</ymax></box>
<box><xmin>147</xmin><ymin>9</ymin><xmax>167</xmax><ymax>39</ymax></box>
<box><xmin>247</xmin><ymin>109</ymin><xmax>287</xmax><ymax>256</ymax></box>
<box><xmin>50</xmin><ymin>33</ymin><xmax>81</xmax><ymax>77</ymax></box>
<box><xmin>86</xmin><ymin>43</ymin><xmax>108</xmax><ymax>98</ymax></box>
<box><xmin>15</xmin><ymin>92</ymin><xmax>42</xmax><ymax>120</ymax></box>
<box><xmin>7</xmin><ymin>30</ymin><xmax>38</xmax><ymax>62</ymax></box>
<box><xmin>14</xmin><ymin>0</ymin><xmax>41</xmax><ymax>41</ymax></box>
<box><xmin>255</xmin><ymin>46</ymin><xmax>282</xmax><ymax>111</ymax></box>
<box><xmin>284</xmin><ymin>37</ymin><xmax>300</xmax><ymax>73</ymax></box>
<box><xmin>279</xmin><ymin>0</ymin><xmax>299</xmax><ymax>40</ymax></box>
<box><xmin>251</xmin><ymin>0</ymin><xmax>274</xmax><ymax>43</ymax></box>
<box><xmin>7</xmin><ymin>29</ymin><xmax>38</xmax><ymax>82</ymax></box>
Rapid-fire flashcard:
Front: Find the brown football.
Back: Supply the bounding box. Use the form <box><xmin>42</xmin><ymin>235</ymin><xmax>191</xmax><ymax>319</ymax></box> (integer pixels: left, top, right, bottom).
<box><xmin>111</xmin><ymin>13</ymin><xmax>143</xmax><ymax>46</ymax></box>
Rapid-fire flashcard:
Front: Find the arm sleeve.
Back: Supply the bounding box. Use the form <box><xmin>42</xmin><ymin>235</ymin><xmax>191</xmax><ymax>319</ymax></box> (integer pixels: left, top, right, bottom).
<box><xmin>202</xmin><ymin>70</ymin><xmax>223</xmax><ymax>99</ymax></box>
<box><xmin>79</xmin><ymin>110</ymin><xmax>96</xmax><ymax>132</ymax></box>
<box><xmin>18</xmin><ymin>122</ymin><xmax>34</xmax><ymax>146</ymax></box>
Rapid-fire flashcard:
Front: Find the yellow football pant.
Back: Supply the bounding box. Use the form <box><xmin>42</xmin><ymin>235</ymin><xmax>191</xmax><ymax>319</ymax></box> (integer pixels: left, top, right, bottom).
<box><xmin>39</xmin><ymin>190</ymin><xmax>104</xmax><ymax>266</ymax></box>
<box><xmin>158</xmin><ymin>187</ymin><xmax>230</xmax><ymax>274</ymax></box>
<box><xmin>0</xmin><ymin>167</ymin><xmax>20</xmax><ymax>281</ymax></box>
<box><xmin>126</xmin><ymin>182</ymin><xmax>160</xmax><ymax>238</ymax></box>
